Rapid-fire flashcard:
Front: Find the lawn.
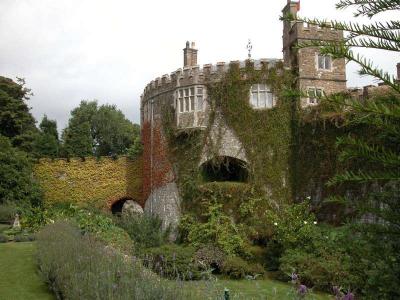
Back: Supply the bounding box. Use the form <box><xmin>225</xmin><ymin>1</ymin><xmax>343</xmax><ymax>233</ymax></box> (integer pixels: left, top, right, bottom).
<box><xmin>0</xmin><ymin>241</ymin><xmax>332</xmax><ymax>300</ymax></box>
<box><xmin>0</xmin><ymin>242</ymin><xmax>54</xmax><ymax>300</ymax></box>
<box><xmin>185</xmin><ymin>276</ymin><xmax>333</xmax><ymax>300</ymax></box>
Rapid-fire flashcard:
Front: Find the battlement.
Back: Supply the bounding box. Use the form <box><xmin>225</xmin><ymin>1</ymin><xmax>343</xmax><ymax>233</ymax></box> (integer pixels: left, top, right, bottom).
<box><xmin>141</xmin><ymin>58</ymin><xmax>283</xmax><ymax>103</ymax></box>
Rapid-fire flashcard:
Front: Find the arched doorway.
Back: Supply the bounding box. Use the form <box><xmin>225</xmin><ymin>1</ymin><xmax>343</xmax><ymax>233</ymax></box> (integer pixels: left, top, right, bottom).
<box><xmin>200</xmin><ymin>156</ymin><xmax>249</xmax><ymax>182</ymax></box>
<box><xmin>111</xmin><ymin>197</ymin><xmax>132</xmax><ymax>215</ymax></box>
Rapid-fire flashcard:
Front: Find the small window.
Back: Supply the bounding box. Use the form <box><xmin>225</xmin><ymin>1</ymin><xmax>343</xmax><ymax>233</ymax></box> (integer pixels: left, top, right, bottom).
<box><xmin>249</xmin><ymin>84</ymin><xmax>275</xmax><ymax>109</ymax></box>
<box><xmin>317</xmin><ymin>54</ymin><xmax>332</xmax><ymax>70</ymax></box>
<box><xmin>307</xmin><ymin>87</ymin><xmax>324</xmax><ymax>105</ymax></box>
<box><xmin>177</xmin><ymin>85</ymin><xmax>206</xmax><ymax>113</ymax></box>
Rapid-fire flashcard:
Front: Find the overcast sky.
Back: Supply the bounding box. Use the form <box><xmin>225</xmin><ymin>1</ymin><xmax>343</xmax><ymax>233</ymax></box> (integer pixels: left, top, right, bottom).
<box><xmin>0</xmin><ymin>0</ymin><xmax>398</xmax><ymax>131</ymax></box>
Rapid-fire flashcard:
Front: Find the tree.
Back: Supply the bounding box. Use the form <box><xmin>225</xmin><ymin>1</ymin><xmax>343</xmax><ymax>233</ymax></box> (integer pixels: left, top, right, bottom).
<box><xmin>92</xmin><ymin>104</ymin><xmax>137</xmax><ymax>156</ymax></box>
<box><xmin>0</xmin><ymin>135</ymin><xmax>42</xmax><ymax>207</ymax></box>
<box><xmin>62</xmin><ymin>101</ymin><xmax>138</xmax><ymax>158</ymax></box>
<box><xmin>0</xmin><ymin>76</ymin><xmax>38</xmax><ymax>151</ymax></box>
<box><xmin>283</xmin><ymin>1</ymin><xmax>400</xmax><ymax>298</ymax></box>
<box><xmin>33</xmin><ymin>115</ymin><xmax>60</xmax><ymax>158</ymax></box>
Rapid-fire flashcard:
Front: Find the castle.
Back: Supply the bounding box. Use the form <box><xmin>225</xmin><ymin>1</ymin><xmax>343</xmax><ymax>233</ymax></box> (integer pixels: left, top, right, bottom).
<box><xmin>139</xmin><ymin>0</ymin><xmax>350</xmax><ymax>227</ymax></box>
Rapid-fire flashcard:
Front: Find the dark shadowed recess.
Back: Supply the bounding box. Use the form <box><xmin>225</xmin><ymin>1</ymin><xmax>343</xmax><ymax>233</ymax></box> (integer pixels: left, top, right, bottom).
<box><xmin>201</xmin><ymin>156</ymin><xmax>249</xmax><ymax>183</ymax></box>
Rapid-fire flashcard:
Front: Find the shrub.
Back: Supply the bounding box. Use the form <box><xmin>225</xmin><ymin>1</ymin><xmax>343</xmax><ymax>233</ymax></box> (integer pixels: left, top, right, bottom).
<box><xmin>14</xmin><ymin>234</ymin><xmax>29</xmax><ymax>242</ymax></box>
<box><xmin>21</xmin><ymin>204</ymin><xmax>132</xmax><ymax>252</ymax></box>
<box><xmin>145</xmin><ymin>244</ymin><xmax>201</xmax><ymax>280</ymax></box>
<box><xmin>0</xmin><ymin>234</ymin><xmax>8</xmax><ymax>243</ymax></box>
<box><xmin>180</xmin><ymin>202</ymin><xmax>246</xmax><ymax>256</ymax></box>
<box><xmin>221</xmin><ymin>256</ymin><xmax>265</xmax><ymax>279</ymax></box>
<box><xmin>116</xmin><ymin>213</ymin><xmax>167</xmax><ymax>253</ymax></box>
<box><xmin>37</xmin><ymin>221</ymin><xmax>211</xmax><ymax>299</ymax></box>
<box><xmin>193</xmin><ymin>244</ymin><xmax>225</xmax><ymax>273</ymax></box>
<box><xmin>0</xmin><ymin>202</ymin><xmax>17</xmax><ymax>223</ymax></box>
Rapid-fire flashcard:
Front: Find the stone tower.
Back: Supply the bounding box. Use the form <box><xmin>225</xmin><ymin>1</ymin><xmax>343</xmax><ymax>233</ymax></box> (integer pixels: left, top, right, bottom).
<box><xmin>282</xmin><ymin>0</ymin><xmax>347</xmax><ymax>106</ymax></box>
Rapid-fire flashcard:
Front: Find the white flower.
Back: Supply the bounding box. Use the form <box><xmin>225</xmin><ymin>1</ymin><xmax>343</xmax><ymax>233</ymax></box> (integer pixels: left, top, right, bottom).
<box><xmin>304</xmin><ymin>221</ymin><xmax>308</xmax><ymax>224</ymax></box>
<box><xmin>49</xmin><ymin>219</ymin><xmax>54</xmax><ymax>224</ymax></box>
<box><xmin>306</xmin><ymin>196</ymin><xmax>311</xmax><ymax>200</ymax></box>
<box><xmin>274</xmin><ymin>222</ymin><xmax>278</xmax><ymax>226</ymax></box>
<box><xmin>313</xmin><ymin>221</ymin><xmax>317</xmax><ymax>225</ymax></box>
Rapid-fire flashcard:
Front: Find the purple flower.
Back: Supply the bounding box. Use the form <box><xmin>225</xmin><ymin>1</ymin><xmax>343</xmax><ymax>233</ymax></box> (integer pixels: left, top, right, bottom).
<box><xmin>298</xmin><ymin>284</ymin><xmax>308</xmax><ymax>296</ymax></box>
<box><xmin>343</xmin><ymin>292</ymin><xmax>354</xmax><ymax>300</ymax></box>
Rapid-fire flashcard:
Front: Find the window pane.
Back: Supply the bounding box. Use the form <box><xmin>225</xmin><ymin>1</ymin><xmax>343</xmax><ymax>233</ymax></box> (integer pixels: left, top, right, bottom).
<box><xmin>251</xmin><ymin>85</ymin><xmax>258</xmax><ymax>92</ymax></box>
<box><xmin>266</xmin><ymin>93</ymin><xmax>273</xmax><ymax>108</ymax></box>
<box><xmin>197</xmin><ymin>87</ymin><xmax>203</xmax><ymax>95</ymax></box>
<box><xmin>190</xmin><ymin>96</ymin><xmax>195</xmax><ymax>111</ymax></box>
<box><xmin>190</xmin><ymin>87</ymin><xmax>195</xmax><ymax>96</ymax></box>
<box><xmin>197</xmin><ymin>95</ymin><xmax>203</xmax><ymax>111</ymax></box>
<box><xmin>180</xmin><ymin>99</ymin><xmax>184</xmax><ymax>112</ymax></box>
<box><xmin>318</xmin><ymin>55</ymin><xmax>324</xmax><ymax>69</ymax></box>
<box><xmin>316</xmin><ymin>89</ymin><xmax>323</xmax><ymax>97</ymax></box>
<box><xmin>251</xmin><ymin>93</ymin><xmax>258</xmax><ymax>107</ymax></box>
<box><xmin>179</xmin><ymin>90</ymin><xmax>183</xmax><ymax>97</ymax></box>
<box><xmin>185</xmin><ymin>98</ymin><xmax>189</xmax><ymax>112</ymax></box>
<box><xmin>259</xmin><ymin>84</ymin><xmax>266</xmax><ymax>91</ymax></box>
<box><xmin>308</xmin><ymin>88</ymin><xmax>316</xmax><ymax>98</ymax></box>
<box><xmin>184</xmin><ymin>89</ymin><xmax>189</xmax><ymax>96</ymax></box>
<box><xmin>325</xmin><ymin>56</ymin><xmax>331</xmax><ymax>69</ymax></box>
<box><xmin>259</xmin><ymin>92</ymin><xmax>267</xmax><ymax>108</ymax></box>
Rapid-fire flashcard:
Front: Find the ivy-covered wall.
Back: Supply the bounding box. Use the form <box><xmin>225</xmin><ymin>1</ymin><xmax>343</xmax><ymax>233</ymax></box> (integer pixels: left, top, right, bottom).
<box><xmin>34</xmin><ymin>156</ymin><xmax>142</xmax><ymax>209</ymax></box>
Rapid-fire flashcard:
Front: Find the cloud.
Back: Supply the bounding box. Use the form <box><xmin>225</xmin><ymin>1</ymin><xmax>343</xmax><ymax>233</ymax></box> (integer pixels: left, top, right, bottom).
<box><xmin>0</xmin><ymin>0</ymin><xmax>398</xmax><ymax>130</ymax></box>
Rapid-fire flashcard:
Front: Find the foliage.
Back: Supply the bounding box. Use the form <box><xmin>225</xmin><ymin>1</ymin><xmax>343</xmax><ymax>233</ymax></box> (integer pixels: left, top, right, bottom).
<box><xmin>62</xmin><ymin>100</ymin><xmax>139</xmax><ymax>157</ymax></box>
<box><xmin>266</xmin><ymin>201</ymin><xmax>318</xmax><ymax>250</ymax></box>
<box><xmin>193</xmin><ymin>244</ymin><xmax>226</xmax><ymax>273</ymax></box>
<box><xmin>144</xmin><ymin>244</ymin><xmax>200</xmax><ymax>280</ymax></box>
<box><xmin>221</xmin><ymin>256</ymin><xmax>264</xmax><ymax>280</ymax></box>
<box><xmin>0</xmin><ymin>234</ymin><xmax>7</xmax><ymax>243</ymax></box>
<box><xmin>0</xmin><ymin>202</ymin><xmax>17</xmax><ymax>223</ymax></box>
<box><xmin>21</xmin><ymin>204</ymin><xmax>132</xmax><ymax>252</ymax></box>
<box><xmin>36</xmin><ymin>221</ymin><xmax>196</xmax><ymax>300</ymax></box>
<box><xmin>0</xmin><ymin>135</ymin><xmax>43</xmax><ymax>207</ymax></box>
<box><xmin>0</xmin><ymin>76</ymin><xmax>37</xmax><ymax>151</ymax></box>
<box><xmin>33</xmin><ymin>156</ymin><xmax>141</xmax><ymax>208</ymax></box>
<box><xmin>282</xmin><ymin>1</ymin><xmax>400</xmax><ymax>297</ymax></box>
<box><xmin>127</xmin><ymin>134</ymin><xmax>143</xmax><ymax>159</ymax></box>
<box><xmin>33</xmin><ymin>115</ymin><xmax>60</xmax><ymax>158</ymax></box>
<box><xmin>180</xmin><ymin>202</ymin><xmax>245</xmax><ymax>256</ymax></box>
<box><xmin>117</xmin><ymin>212</ymin><xmax>168</xmax><ymax>254</ymax></box>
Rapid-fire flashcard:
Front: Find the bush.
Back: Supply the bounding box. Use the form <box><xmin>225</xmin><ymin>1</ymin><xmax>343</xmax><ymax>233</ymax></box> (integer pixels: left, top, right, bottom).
<box><xmin>221</xmin><ymin>256</ymin><xmax>265</xmax><ymax>279</ymax></box>
<box><xmin>180</xmin><ymin>203</ymin><xmax>246</xmax><ymax>256</ymax></box>
<box><xmin>145</xmin><ymin>244</ymin><xmax>201</xmax><ymax>280</ymax></box>
<box><xmin>0</xmin><ymin>234</ymin><xmax>8</xmax><ymax>243</ymax></box>
<box><xmin>193</xmin><ymin>244</ymin><xmax>225</xmax><ymax>273</ymax></box>
<box><xmin>0</xmin><ymin>202</ymin><xmax>17</xmax><ymax>223</ymax></box>
<box><xmin>21</xmin><ymin>204</ymin><xmax>132</xmax><ymax>252</ymax></box>
<box><xmin>116</xmin><ymin>213</ymin><xmax>167</xmax><ymax>253</ymax></box>
<box><xmin>36</xmin><ymin>221</ymin><xmax>211</xmax><ymax>299</ymax></box>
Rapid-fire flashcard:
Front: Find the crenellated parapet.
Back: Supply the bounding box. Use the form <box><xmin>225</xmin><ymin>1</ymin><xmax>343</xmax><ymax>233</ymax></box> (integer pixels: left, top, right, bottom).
<box><xmin>140</xmin><ymin>59</ymin><xmax>283</xmax><ymax>105</ymax></box>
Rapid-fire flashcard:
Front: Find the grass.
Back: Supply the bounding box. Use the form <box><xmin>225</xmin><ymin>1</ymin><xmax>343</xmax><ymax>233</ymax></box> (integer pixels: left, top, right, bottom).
<box><xmin>0</xmin><ymin>242</ymin><xmax>54</xmax><ymax>300</ymax></box>
<box><xmin>0</xmin><ymin>240</ymin><xmax>332</xmax><ymax>300</ymax></box>
<box><xmin>186</xmin><ymin>277</ymin><xmax>334</xmax><ymax>300</ymax></box>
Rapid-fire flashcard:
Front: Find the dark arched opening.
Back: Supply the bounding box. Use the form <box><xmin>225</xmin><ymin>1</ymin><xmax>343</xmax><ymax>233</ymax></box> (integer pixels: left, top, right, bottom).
<box><xmin>201</xmin><ymin>156</ymin><xmax>249</xmax><ymax>182</ymax></box>
<box><xmin>111</xmin><ymin>197</ymin><xmax>132</xmax><ymax>215</ymax></box>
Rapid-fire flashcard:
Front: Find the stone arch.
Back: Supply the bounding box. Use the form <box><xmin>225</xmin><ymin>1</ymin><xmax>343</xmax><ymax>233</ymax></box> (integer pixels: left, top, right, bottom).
<box><xmin>200</xmin><ymin>156</ymin><xmax>249</xmax><ymax>182</ymax></box>
<box><xmin>107</xmin><ymin>195</ymin><xmax>143</xmax><ymax>215</ymax></box>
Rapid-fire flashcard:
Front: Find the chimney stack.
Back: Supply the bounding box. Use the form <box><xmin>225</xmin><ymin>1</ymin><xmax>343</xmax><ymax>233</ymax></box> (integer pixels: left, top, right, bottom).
<box><xmin>183</xmin><ymin>41</ymin><xmax>198</xmax><ymax>67</ymax></box>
